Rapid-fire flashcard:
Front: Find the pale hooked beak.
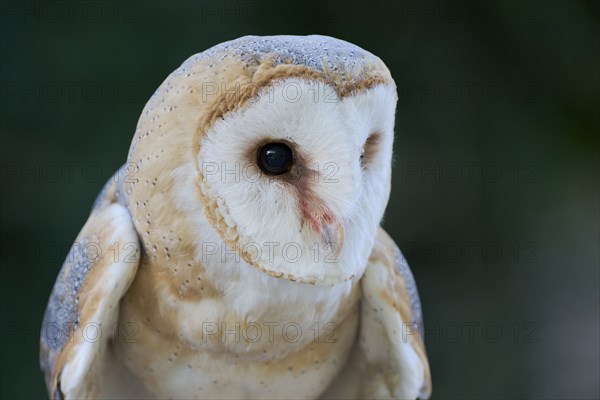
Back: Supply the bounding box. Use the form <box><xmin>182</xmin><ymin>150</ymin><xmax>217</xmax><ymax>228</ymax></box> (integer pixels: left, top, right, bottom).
<box><xmin>320</xmin><ymin>217</ymin><xmax>345</xmax><ymax>259</ymax></box>
<box><xmin>300</xmin><ymin>201</ymin><xmax>345</xmax><ymax>260</ymax></box>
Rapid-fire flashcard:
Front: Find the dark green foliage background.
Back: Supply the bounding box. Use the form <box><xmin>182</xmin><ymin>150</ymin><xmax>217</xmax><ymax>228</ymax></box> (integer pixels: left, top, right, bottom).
<box><xmin>1</xmin><ymin>1</ymin><xmax>598</xmax><ymax>398</ymax></box>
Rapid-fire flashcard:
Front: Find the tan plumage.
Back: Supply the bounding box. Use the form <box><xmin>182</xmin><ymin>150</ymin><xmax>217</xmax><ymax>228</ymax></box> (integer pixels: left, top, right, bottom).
<box><xmin>40</xmin><ymin>35</ymin><xmax>431</xmax><ymax>399</ymax></box>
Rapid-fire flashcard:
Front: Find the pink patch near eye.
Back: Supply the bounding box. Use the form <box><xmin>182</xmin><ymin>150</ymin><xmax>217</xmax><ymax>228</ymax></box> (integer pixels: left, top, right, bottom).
<box><xmin>299</xmin><ymin>198</ymin><xmax>322</xmax><ymax>233</ymax></box>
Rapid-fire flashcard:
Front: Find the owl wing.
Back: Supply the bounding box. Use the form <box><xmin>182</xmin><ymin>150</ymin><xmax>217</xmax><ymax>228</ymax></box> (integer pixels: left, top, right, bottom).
<box><xmin>358</xmin><ymin>227</ymin><xmax>431</xmax><ymax>399</ymax></box>
<box><xmin>40</xmin><ymin>179</ymin><xmax>141</xmax><ymax>399</ymax></box>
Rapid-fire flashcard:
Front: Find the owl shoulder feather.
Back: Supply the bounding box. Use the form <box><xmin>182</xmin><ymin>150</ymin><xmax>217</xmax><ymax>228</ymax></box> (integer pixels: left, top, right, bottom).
<box><xmin>40</xmin><ymin>173</ymin><xmax>140</xmax><ymax>399</ymax></box>
<box><xmin>358</xmin><ymin>227</ymin><xmax>432</xmax><ymax>399</ymax></box>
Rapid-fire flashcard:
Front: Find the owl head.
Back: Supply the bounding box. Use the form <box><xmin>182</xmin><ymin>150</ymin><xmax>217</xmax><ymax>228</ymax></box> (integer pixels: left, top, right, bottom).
<box><xmin>124</xmin><ymin>35</ymin><xmax>397</xmax><ymax>286</ymax></box>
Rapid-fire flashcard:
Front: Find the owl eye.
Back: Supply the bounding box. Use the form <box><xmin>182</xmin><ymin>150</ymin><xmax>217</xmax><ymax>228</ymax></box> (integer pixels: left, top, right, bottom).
<box><xmin>257</xmin><ymin>142</ymin><xmax>294</xmax><ymax>175</ymax></box>
<box><xmin>360</xmin><ymin>132</ymin><xmax>380</xmax><ymax>169</ymax></box>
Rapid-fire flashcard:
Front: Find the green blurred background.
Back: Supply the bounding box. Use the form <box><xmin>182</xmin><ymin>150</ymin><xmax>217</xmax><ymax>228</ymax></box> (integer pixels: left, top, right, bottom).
<box><xmin>1</xmin><ymin>1</ymin><xmax>598</xmax><ymax>398</ymax></box>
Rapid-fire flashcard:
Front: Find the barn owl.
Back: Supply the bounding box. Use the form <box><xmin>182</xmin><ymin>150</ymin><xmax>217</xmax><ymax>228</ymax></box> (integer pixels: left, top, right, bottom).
<box><xmin>40</xmin><ymin>35</ymin><xmax>431</xmax><ymax>400</ymax></box>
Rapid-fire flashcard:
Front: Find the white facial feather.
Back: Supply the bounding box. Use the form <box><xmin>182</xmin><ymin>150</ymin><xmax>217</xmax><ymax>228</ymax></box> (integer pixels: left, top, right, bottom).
<box><xmin>196</xmin><ymin>79</ymin><xmax>396</xmax><ymax>286</ymax></box>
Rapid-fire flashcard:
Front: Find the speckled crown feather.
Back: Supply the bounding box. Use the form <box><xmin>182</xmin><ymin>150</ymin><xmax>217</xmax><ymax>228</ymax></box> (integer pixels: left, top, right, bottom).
<box><xmin>178</xmin><ymin>35</ymin><xmax>387</xmax><ymax>77</ymax></box>
<box><xmin>129</xmin><ymin>35</ymin><xmax>394</xmax><ymax>159</ymax></box>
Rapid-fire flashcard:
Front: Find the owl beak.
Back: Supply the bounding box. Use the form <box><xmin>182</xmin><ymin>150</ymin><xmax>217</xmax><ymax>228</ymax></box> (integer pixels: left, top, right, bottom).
<box><xmin>320</xmin><ymin>217</ymin><xmax>345</xmax><ymax>260</ymax></box>
<box><xmin>300</xmin><ymin>200</ymin><xmax>345</xmax><ymax>259</ymax></box>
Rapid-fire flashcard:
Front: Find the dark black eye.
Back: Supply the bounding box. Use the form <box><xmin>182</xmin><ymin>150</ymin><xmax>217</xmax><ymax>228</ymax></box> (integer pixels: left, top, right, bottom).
<box><xmin>257</xmin><ymin>142</ymin><xmax>294</xmax><ymax>175</ymax></box>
